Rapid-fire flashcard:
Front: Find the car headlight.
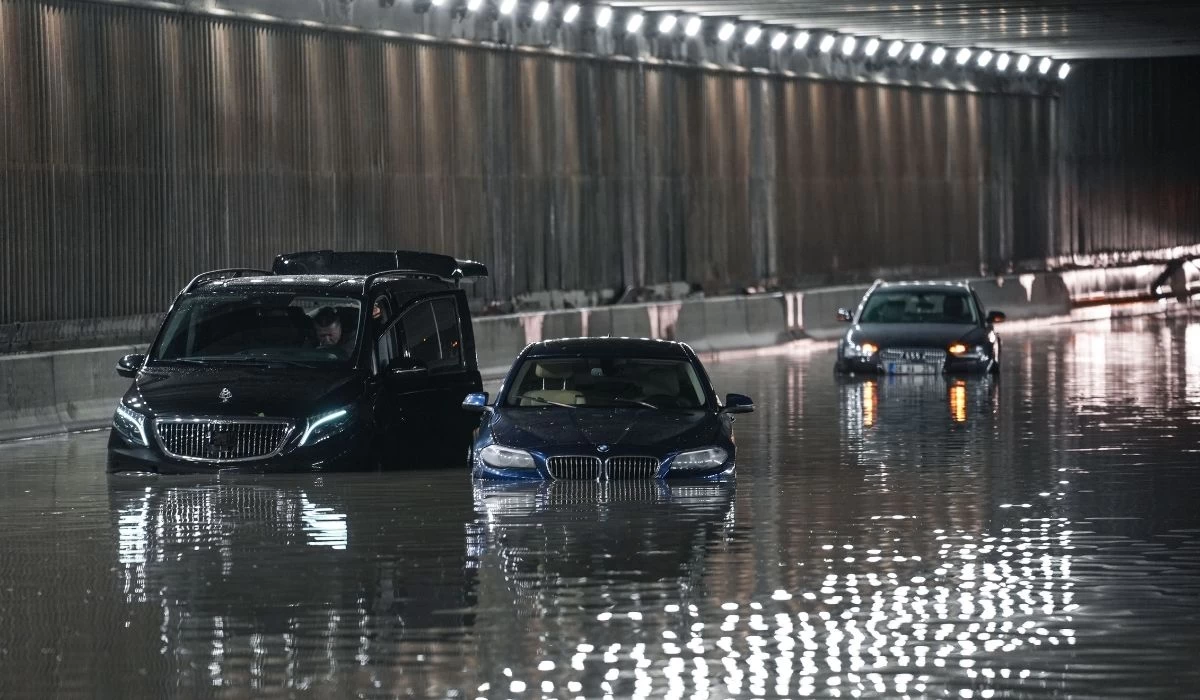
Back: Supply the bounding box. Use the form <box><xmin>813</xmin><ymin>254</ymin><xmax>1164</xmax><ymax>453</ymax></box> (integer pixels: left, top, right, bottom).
<box><xmin>299</xmin><ymin>406</ymin><xmax>354</xmax><ymax>446</ymax></box>
<box><xmin>670</xmin><ymin>447</ymin><xmax>729</xmax><ymax>471</ymax></box>
<box><xmin>479</xmin><ymin>445</ymin><xmax>537</xmax><ymax>470</ymax></box>
<box><xmin>949</xmin><ymin>343</ymin><xmax>988</xmax><ymax>359</ymax></box>
<box><xmin>844</xmin><ymin>341</ymin><xmax>879</xmax><ymax>359</ymax></box>
<box><xmin>113</xmin><ymin>403</ymin><xmax>148</xmax><ymax>447</ymax></box>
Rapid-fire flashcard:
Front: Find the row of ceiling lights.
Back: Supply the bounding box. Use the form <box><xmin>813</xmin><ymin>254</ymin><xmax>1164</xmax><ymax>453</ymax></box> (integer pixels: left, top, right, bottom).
<box><xmin>437</xmin><ymin>0</ymin><xmax>1072</xmax><ymax>80</ymax></box>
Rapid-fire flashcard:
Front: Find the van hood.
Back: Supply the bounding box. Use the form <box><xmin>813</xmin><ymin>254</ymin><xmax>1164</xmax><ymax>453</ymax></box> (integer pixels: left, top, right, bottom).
<box><xmin>127</xmin><ymin>364</ymin><xmax>363</xmax><ymax>420</ymax></box>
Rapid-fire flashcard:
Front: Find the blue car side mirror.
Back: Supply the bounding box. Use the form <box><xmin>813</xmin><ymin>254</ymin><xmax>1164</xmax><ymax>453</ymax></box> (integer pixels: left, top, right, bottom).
<box><xmin>462</xmin><ymin>392</ymin><xmax>491</xmax><ymax>413</ymax></box>
<box><xmin>722</xmin><ymin>393</ymin><xmax>754</xmax><ymax>414</ymax></box>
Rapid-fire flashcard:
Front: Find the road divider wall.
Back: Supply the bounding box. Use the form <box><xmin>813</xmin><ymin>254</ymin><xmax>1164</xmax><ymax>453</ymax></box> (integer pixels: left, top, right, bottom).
<box><xmin>1</xmin><ymin>265</ymin><xmax>1190</xmax><ymax>441</ymax></box>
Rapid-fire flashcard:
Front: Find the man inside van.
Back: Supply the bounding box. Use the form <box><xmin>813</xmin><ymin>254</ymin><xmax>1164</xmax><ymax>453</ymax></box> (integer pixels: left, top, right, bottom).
<box><xmin>313</xmin><ymin>307</ymin><xmax>352</xmax><ymax>357</ymax></box>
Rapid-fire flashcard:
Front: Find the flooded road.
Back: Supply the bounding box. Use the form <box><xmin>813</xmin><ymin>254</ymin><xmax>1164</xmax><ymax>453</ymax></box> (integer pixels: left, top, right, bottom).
<box><xmin>2</xmin><ymin>313</ymin><xmax>1199</xmax><ymax>698</ymax></box>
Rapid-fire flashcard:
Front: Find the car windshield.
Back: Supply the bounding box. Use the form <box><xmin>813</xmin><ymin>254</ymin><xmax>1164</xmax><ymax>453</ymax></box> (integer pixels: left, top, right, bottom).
<box><xmin>504</xmin><ymin>357</ymin><xmax>708</xmax><ymax>409</ymax></box>
<box><xmin>859</xmin><ymin>290</ymin><xmax>978</xmax><ymax>324</ymax></box>
<box><xmin>152</xmin><ymin>293</ymin><xmax>363</xmax><ymax>365</ymax></box>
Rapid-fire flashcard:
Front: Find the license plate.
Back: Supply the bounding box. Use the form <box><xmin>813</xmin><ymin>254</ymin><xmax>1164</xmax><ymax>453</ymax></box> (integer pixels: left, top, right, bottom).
<box><xmin>886</xmin><ymin>361</ymin><xmax>938</xmax><ymax>375</ymax></box>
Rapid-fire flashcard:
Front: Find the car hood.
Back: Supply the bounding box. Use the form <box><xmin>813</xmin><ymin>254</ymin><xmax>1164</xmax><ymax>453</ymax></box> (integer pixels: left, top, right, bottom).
<box><xmin>848</xmin><ymin>323</ymin><xmax>987</xmax><ymax>348</ymax></box>
<box><xmin>128</xmin><ymin>365</ymin><xmax>363</xmax><ymax>420</ymax></box>
<box><xmin>489</xmin><ymin>408</ymin><xmax>722</xmax><ymax>455</ymax></box>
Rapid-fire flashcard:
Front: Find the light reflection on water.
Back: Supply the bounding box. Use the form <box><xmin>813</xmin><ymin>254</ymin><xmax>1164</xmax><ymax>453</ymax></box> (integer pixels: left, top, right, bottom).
<box><xmin>1</xmin><ymin>313</ymin><xmax>1199</xmax><ymax>697</ymax></box>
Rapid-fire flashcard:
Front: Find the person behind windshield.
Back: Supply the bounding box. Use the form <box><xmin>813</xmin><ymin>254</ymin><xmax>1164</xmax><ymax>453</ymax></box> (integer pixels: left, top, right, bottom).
<box><xmin>313</xmin><ymin>307</ymin><xmax>352</xmax><ymax>356</ymax></box>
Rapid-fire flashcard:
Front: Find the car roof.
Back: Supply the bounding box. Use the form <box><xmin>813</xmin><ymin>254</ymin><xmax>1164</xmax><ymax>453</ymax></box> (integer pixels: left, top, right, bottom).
<box><xmin>523</xmin><ymin>337</ymin><xmax>694</xmax><ymax>360</ymax></box>
<box><xmin>188</xmin><ymin>274</ymin><xmax>457</xmax><ymax>297</ymax></box>
<box><xmin>874</xmin><ymin>280</ymin><xmax>973</xmax><ymax>294</ymax></box>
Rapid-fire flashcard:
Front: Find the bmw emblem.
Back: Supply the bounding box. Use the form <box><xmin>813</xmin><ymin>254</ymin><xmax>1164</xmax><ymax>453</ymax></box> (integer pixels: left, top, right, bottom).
<box><xmin>597</xmin><ymin>444</ymin><xmax>610</xmax><ymax>453</ymax></box>
<box><xmin>218</xmin><ymin>387</ymin><xmax>233</xmax><ymax>403</ymax></box>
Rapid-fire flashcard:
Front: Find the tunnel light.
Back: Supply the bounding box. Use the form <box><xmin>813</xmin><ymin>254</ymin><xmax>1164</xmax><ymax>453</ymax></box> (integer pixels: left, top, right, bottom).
<box><xmin>499</xmin><ymin>0</ymin><xmax>517</xmax><ymax>15</ymax></box>
<box><xmin>1057</xmin><ymin>62</ymin><xmax>1071</xmax><ymax>79</ymax></box>
<box><xmin>625</xmin><ymin>12</ymin><xmax>643</xmax><ymax>33</ymax></box>
<box><xmin>595</xmin><ymin>6</ymin><xmax>612</xmax><ymax>28</ymax></box>
<box><xmin>1038</xmin><ymin>56</ymin><xmax>1053</xmax><ymax>74</ymax></box>
<box><xmin>532</xmin><ymin>1</ymin><xmax>549</xmax><ymax>21</ymax></box>
<box><xmin>818</xmin><ymin>34</ymin><xmax>836</xmax><ymax>53</ymax></box>
<box><xmin>684</xmin><ymin>16</ymin><xmax>702</xmax><ymax>37</ymax></box>
<box><xmin>431</xmin><ymin>0</ymin><xmax>444</xmax><ymax>6</ymax></box>
<box><xmin>995</xmin><ymin>53</ymin><xmax>1011</xmax><ymax>71</ymax></box>
<box><xmin>840</xmin><ymin>36</ymin><xmax>856</xmax><ymax>56</ymax></box>
<box><xmin>793</xmin><ymin>31</ymin><xmax>811</xmax><ymax>50</ymax></box>
<box><xmin>909</xmin><ymin>42</ymin><xmax>925</xmax><ymax>61</ymax></box>
<box><xmin>1016</xmin><ymin>54</ymin><xmax>1032</xmax><ymax>72</ymax></box>
<box><xmin>657</xmin><ymin>14</ymin><xmax>676</xmax><ymax>34</ymax></box>
<box><xmin>718</xmin><ymin>22</ymin><xmax>736</xmax><ymax>42</ymax></box>
<box><xmin>770</xmin><ymin>31</ymin><xmax>788</xmax><ymax>51</ymax></box>
<box><xmin>745</xmin><ymin>26</ymin><xmax>762</xmax><ymax>45</ymax></box>
<box><xmin>562</xmin><ymin>3</ymin><xmax>580</xmax><ymax>23</ymax></box>
<box><xmin>977</xmin><ymin>50</ymin><xmax>993</xmax><ymax>68</ymax></box>
<box><xmin>861</xmin><ymin>38</ymin><xmax>880</xmax><ymax>57</ymax></box>
<box><xmin>955</xmin><ymin>48</ymin><xmax>972</xmax><ymax>65</ymax></box>
<box><xmin>930</xmin><ymin>46</ymin><xmax>947</xmax><ymax>65</ymax></box>
<box><xmin>887</xmin><ymin>40</ymin><xmax>904</xmax><ymax>58</ymax></box>
<box><xmin>467</xmin><ymin>0</ymin><xmax>483</xmax><ymax>10</ymax></box>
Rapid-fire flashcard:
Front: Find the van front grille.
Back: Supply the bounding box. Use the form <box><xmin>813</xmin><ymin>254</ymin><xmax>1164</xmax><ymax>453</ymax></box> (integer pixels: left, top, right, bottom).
<box><xmin>155</xmin><ymin>417</ymin><xmax>293</xmax><ymax>463</ymax></box>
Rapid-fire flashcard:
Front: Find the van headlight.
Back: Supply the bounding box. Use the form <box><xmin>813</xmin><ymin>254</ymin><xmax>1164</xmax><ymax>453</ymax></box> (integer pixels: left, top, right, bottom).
<box><xmin>299</xmin><ymin>406</ymin><xmax>354</xmax><ymax>446</ymax></box>
<box><xmin>670</xmin><ymin>447</ymin><xmax>728</xmax><ymax>471</ymax></box>
<box><xmin>479</xmin><ymin>445</ymin><xmax>537</xmax><ymax>470</ymax></box>
<box><xmin>113</xmin><ymin>404</ymin><xmax>148</xmax><ymax>447</ymax></box>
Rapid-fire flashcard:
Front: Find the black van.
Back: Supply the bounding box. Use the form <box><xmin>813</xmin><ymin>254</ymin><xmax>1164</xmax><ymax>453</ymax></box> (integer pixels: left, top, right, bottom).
<box><xmin>107</xmin><ymin>250</ymin><xmax>486</xmax><ymax>473</ymax></box>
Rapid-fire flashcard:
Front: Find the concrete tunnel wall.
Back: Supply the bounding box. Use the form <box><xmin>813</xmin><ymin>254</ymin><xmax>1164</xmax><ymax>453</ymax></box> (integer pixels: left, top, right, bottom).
<box><xmin>4</xmin><ymin>263</ymin><xmax>1195</xmax><ymax>442</ymax></box>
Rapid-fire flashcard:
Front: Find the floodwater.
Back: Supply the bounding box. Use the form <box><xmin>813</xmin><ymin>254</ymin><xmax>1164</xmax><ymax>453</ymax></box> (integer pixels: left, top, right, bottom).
<box><xmin>2</xmin><ymin>313</ymin><xmax>1199</xmax><ymax>698</ymax></box>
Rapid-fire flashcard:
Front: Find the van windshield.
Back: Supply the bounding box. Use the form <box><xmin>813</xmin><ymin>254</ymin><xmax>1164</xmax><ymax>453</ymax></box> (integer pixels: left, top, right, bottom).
<box><xmin>504</xmin><ymin>357</ymin><xmax>708</xmax><ymax>409</ymax></box>
<box><xmin>152</xmin><ymin>294</ymin><xmax>362</xmax><ymax>366</ymax></box>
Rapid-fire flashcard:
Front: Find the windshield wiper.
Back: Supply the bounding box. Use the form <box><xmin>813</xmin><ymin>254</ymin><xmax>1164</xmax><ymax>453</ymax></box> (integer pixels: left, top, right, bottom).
<box><xmin>170</xmin><ymin>356</ymin><xmax>320</xmax><ymax>369</ymax></box>
<box><xmin>612</xmin><ymin>397</ymin><xmax>660</xmax><ymax>410</ymax></box>
<box><xmin>516</xmin><ymin>394</ymin><xmax>577</xmax><ymax>409</ymax></box>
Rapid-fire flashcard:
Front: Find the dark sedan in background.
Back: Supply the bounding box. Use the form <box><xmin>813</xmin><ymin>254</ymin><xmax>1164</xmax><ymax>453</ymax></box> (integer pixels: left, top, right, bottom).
<box><xmin>463</xmin><ymin>338</ymin><xmax>754</xmax><ymax>481</ymax></box>
<box><xmin>835</xmin><ymin>281</ymin><xmax>1005</xmax><ymax>375</ymax></box>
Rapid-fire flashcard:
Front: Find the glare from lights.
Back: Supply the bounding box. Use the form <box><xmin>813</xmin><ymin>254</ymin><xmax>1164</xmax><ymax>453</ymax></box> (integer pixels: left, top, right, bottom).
<box><xmin>1039</xmin><ymin>56</ymin><xmax>1053</xmax><ymax>74</ymax></box>
<box><xmin>909</xmin><ymin>42</ymin><xmax>925</xmax><ymax>61</ymax></box>
<box><xmin>532</xmin><ymin>0</ymin><xmax>549</xmax><ymax>21</ymax></box>
<box><xmin>977</xmin><ymin>50</ymin><xmax>994</xmax><ymax>67</ymax></box>
<box><xmin>431</xmin><ymin>0</ymin><xmax>444</xmax><ymax>6</ymax></box>
<box><xmin>930</xmin><ymin>46</ymin><xmax>947</xmax><ymax>65</ymax></box>
<box><xmin>995</xmin><ymin>53</ymin><xmax>1010</xmax><ymax>71</ymax></box>
<box><xmin>745</xmin><ymin>26</ymin><xmax>762</xmax><ymax>45</ymax></box>
<box><xmin>955</xmin><ymin>47</ymin><xmax>972</xmax><ymax>65</ymax></box>
<box><xmin>657</xmin><ymin>14</ymin><xmax>676</xmax><ymax>34</ymax></box>
<box><xmin>770</xmin><ymin>31</ymin><xmax>788</xmax><ymax>51</ymax></box>
<box><xmin>684</xmin><ymin>16</ymin><xmax>702</xmax><ymax>37</ymax></box>
<box><xmin>625</xmin><ymin>12</ymin><xmax>643</xmax><ymax>33</ymax></box>
<box><xmin>863</xmin><ymin>38</ymin><xmax>880</xmax><ymax>57</ymax></box>
<box><xmin>1016</xmin><ymin>54</ymin><xmax>1032</xmax><ymax>72</ymax></box>
<box><xmin>499</xmin><ymin>0</ymin><xmax>517</xmax><ymax>15</ymax></box>
<box><xmin>718</xmin><ymin>22</ymin><xmax>736</xmax><ymax>42</ymax></box>
<box><xmin>818</xmin><ymin>34</ymin><xmax>836</xmax><ymax>53</ymax></box>
<box><xmin>1057</xmin><ymin>62</ymin><xmax>1071</xmax><ymax>79</ymax></box>
<box><xmin>467</xmin><ymin>0</ymin><xmax>483</xmax><ymax>10</ymax></box>
<box><xmin>562</xmin><ymin>3</ymin><xmax>580</xmax><ymax>23</ymax></box>
<box><xmin>840</xmin><ymin>36</ymin><xmax>856</xmax><ymax>55</ymax></box>
<box><xmin>793</xmin><ymin>31</ymin><xmax>811</xmax><ymax>50</ymax></box>
<box><xmin>596</xmin><ymin>5</ymin><xmax>612</xmax><ymax>28</ymax></box>
<box><xmin>887</xmin><ymin>40</ymin><xmax>904</xmax><ymax>58</ymax></box>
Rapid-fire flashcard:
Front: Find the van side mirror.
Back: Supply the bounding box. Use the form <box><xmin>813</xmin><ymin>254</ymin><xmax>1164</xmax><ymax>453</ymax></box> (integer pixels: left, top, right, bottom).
<box><xmin>116</xmin><ymin>353</ymin><xmax>145</xmax><ymax>379</ymax></box>
<box><xmin>462</xmin><ymin>392</ymin><xmax>491</xmax><ymax>413</ymax></box>
<box><xmin>722</xmin><ymin>393</ymin><xmax>755</xmax><ymax>414</ymax></box>
<box><xmin>986</xmin><ymin>310</ymin><xmax>1007</xmax><ymax>325</ymax></box>
<box><xmin>387</xmin><ymin>356</ymin><xmax>427</xmax><ymax>375</ymax></box>
<box><xmin>836</xmin><ymin>308</ymin><xmax>853</xmax><ymax>322</ymax></box>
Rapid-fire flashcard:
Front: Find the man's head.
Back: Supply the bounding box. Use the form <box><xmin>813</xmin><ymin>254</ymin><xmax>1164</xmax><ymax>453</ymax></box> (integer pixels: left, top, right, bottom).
<box><xmin>313</xmin><ymin>307</ymin><xmax>343</xmax><ymax>347</ymax></box>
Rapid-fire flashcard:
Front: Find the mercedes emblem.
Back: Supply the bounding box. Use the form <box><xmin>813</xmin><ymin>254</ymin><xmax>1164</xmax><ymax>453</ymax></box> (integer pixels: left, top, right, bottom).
<box><xmin>218</xmin><ymin>387</ymin><xmax>233</xmax><ymax>403</ymax></box>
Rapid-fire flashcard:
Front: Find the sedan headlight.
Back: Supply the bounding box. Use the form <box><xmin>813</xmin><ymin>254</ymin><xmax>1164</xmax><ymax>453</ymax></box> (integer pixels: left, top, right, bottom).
<box><xmin>113</xmin><ymin>403</ymin><xmax>148</xmax><ymax>447</ymax></box>
<box><xmin>949</xmin><ymin>343</ymin><xmax>989</xmax><ymax>359</ymax></box>
<box><xmin>299</xmin><ymin>406</ymin><xmax>354</xmax><ymax>446</ymax></box>
<box><xmin>844</xmin><ymin>341</ymin><xmax>879</xmax><ymax>359</ymax></box>
<box><xmin>479</xmin><ymin>445</ymin><xmax>537</xmax><ymax>470</ymax></box>
<box><xmin>670</xmin><ymin>447</ymin><xmax>729</xmax><ymax>471</ymax></box>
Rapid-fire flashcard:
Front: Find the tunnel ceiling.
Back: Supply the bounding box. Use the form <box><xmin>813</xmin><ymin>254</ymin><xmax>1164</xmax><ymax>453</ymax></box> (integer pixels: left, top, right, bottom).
<box><xmin>626</xmin><ymin>0</ymin><xmax>1200</xmax><ymax>59</ymax></box>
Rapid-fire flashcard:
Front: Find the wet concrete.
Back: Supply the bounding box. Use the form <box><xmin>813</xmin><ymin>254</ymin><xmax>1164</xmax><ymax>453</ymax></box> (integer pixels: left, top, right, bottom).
<box><xmin>2</xmin><ymin>313</ymin><xmax>1199</xmax><ymax>698</ymax></box>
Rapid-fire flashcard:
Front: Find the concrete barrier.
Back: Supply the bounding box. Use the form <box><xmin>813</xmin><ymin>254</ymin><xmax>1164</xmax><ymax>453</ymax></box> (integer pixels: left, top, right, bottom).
<box><xmin>2</xmin><ymin>261</ymin><xmax>1190</xmax><ymax>442</ymax></box>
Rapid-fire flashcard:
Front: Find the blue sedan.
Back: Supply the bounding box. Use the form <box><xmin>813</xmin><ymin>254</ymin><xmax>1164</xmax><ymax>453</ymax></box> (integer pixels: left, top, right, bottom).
<box><xmin>463</xmin><ymin>338</ymin><xmax>753</xmax><ymax>481</ymax></box>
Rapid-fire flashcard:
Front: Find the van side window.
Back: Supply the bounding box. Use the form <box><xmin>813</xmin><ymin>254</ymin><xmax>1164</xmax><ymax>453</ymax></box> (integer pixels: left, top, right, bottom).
<box><xmin>431</xmin><ymin>298</ymin><xmax>463</xmax><ymax>369</ymax></box>
<box><xmin>373</xmin><ymin>296</ymin><xmax>396</xmax><ymax>373</ymax></box>
<box><xmin>398</xmin><ymin>298</ymin><xmax>464</xmax><ymax>372</ymax></box>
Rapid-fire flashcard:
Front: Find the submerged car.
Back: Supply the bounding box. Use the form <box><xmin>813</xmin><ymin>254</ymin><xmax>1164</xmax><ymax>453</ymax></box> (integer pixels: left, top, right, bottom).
<box><xmin>835</xmin><ymin>281</ymin><xmax>1005</xmax><ymax>375</ymax></box>
<box><xmin>107</xmin><ymin>250</ymin><xmax>487</xmax><ymax>473</ymax></box>
<box><xmin>463</xmin><ymin>338</ymin><xmax>754</xmax><ymax>481</ymax></box>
